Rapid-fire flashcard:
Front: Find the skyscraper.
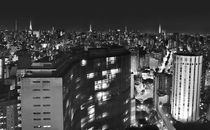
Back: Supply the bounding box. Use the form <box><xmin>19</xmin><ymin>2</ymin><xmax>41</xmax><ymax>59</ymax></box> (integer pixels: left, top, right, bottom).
<box><xmin>171</xmin><ymin>54</ymin><xmax>203</xmax><ymax>122</ymax></box>
<box><xmin>20</xmin><ymin>48</ymin><xmax>131</xmax><ymax>130</ymax></box>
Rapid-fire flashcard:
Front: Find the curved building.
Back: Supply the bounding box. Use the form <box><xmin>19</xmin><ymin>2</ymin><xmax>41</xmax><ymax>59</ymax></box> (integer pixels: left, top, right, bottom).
<box><xmin>171</xmin><ymin>54</ymin><xmax>203</xmax><ymax>122</ymax></box>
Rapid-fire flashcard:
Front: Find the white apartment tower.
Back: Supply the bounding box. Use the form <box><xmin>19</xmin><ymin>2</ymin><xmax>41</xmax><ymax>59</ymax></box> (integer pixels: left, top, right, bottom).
<box><xmin>171</xmin><ymin>54</ymin><xmax>203</xmax><ymax>122</ymax></box>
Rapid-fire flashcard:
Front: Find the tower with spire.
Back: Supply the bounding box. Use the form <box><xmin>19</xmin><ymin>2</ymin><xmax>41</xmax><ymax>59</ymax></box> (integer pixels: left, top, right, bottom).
<box><xmin>89</xmin><ymin>24</ymin><xmax>92</xmax><ymax>32</ymax></box>
<box><xmin>29</xmin><ymin>20</ymin><xmax>33</xmax><ymax>30</ymax></box>
<box><xmin>158</xmin><ymin>24</ymin><xmax>161</xmax><ymax>33</ymax></box>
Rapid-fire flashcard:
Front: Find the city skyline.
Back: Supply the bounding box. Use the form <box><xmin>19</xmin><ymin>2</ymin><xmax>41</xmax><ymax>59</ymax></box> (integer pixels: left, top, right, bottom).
<box><xmin>1</xmin><ymin>0</ymin><xmax>210</xmax><ymax>33</ymax></box>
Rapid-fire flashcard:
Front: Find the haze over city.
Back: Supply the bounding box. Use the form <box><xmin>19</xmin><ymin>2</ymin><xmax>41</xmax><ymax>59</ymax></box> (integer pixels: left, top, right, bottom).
<box><xmin>0</xmin><ymin>0</ymin><xmax>210</xmax><ymax>32</ymax></box>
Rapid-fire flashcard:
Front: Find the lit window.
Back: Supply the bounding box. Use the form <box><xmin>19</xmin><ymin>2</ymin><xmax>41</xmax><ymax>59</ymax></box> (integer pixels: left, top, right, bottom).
<box><xmin>95</xmin><ymin>80</ymin><xmax>109</xmax><ymax>91</ymax></box>
<box><xmin>88</xmin><ymin>127</ymin><xmax>94</xmax><ymax>130</ymax></box>
<box><xmin>81</xmin><ymin>59</ymin><xmax>87</xmax><ymax>66</ymax></box>
<box><xmin>123</xmin><ymin>117</ymin><xmax>128</xmax><ymax>122</ymax></box>
<box><xmin>106</xmin><ymin>57</ymin><xmax>116</xmax><ymax>65</ymax></box>
<box><xmin>102</xmin><ymin>124</ymin><xmax>108</xmax><ymax>130</ymax></box>
<box><xmin>80</xmin><ymin>104</ymin><xmax>85</xmax><ymax>110</ymax></box>
<box><xmin>87</xmin><ymin>73</ymin><xmax>94</xmax><ymax>79</ymax></box>
<box><xmin>76</xmin><ymin>77</ymin><xmax>81</xmax><ymax>83</ymax></box>
<box><xmin>88</xmin><ymin>96</ymin><xmax>93</xmax><ymax>101</ymax></box>
<box><xmin>87</xmin><ymin>105</ymin><xmax>95</xmax><ymax>122</ymax></box>
<box><xmin>110</xmin><ymin>68</ymin><xmax>120</xmax><ymax>75</ymax></box>
<box><xmin>70</xmin><ymin>74</ymin><xmax>73</xmax><ymax>80</ymax></box>
<box><xmin>102</xmin><ymin>112</ymin><xmax>108</xmax><ymax>118</ymax></box>
<box><xmin>66</xmin><ymin>100</ymin><xmax>70</xmax><ymax>108</ymax></box>
<box><xmin>102</xmin><ymin>70</ymin><xmax>108</xmax><ymax>76</ymax></box>
<box><xmin>96</xmin><ymin>92</ymin><xmax>110</xmax><ymax>102</ymax></box>
<box><xmin>76</xmin><ymin>94</ymin><xmax>81</xmax><ymax>99</ymax></box>
<box><xmin>43</xmin><ymin>125</ymin><xmax>51</xmax><ymax>128</ymax></box>
<box><xmin>81</xmin><ymin>118</ymin><xmax>86</xmax><ymax>128</ymax></box>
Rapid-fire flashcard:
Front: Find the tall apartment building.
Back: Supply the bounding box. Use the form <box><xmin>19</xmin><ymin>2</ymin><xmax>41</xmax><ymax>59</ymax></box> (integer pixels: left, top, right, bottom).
<box><xmin>0</xmin><ymin>87</ymin><xmax>19</xmax><ymax>130</ymax></box>
<box><xmin>20</xmin><ymin>48</ymin><xmax>131</xmax><ymax>130</ymax></box>
<box><xmin>171</xmin><ymin>54</ymin><xmax>203</xmax><ymax>122</ymax></box>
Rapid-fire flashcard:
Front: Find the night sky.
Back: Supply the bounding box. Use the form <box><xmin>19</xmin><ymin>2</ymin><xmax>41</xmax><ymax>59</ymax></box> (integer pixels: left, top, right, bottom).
<box><xmin>1</xmin><ymin>0</ymin><xmax>210</xmax><ymax>33</ymax></box>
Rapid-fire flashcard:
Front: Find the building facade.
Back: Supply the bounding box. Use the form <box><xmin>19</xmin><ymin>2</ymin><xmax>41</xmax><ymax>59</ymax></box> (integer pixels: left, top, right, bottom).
<box><xmin>0</xmin><ymin>97</ymin><xmax>19</xmax><ymax>130</ymax></box>
<box><xmin>62</xmin><ymin>48</ymin><xmax>131</xmax><ymax>130</ymax></box>
<box><xmin>20</xmin><ymin>48</ymin><xmax>131</xmax><ymax>130</ymax></box>
<box><xmin>171</xmin><ymin>54</ymin><xmax>203</xmax><ymax>122</ymax></box>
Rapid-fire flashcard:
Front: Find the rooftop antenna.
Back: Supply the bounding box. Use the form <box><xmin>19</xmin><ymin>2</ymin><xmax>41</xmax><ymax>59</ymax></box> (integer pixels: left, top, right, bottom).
<box><xmin>89</xmin><ymin>24</ymin><xmax>92</xmax><ymax>32</ymax></box>
<box><xmin>159</xmin><ymin>24</ymin><xmax>161</xmax><ymax>33</ymax></box>
<box><xmin>29</xmin><ymin>20</ymin><xmax>32</xmax><ymax>30</ymax></box>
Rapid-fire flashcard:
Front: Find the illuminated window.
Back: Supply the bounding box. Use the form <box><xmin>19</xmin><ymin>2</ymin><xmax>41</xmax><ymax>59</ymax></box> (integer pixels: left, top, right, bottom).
<box><xmin>76</xmin><ymin>77</ymin><xmax>81</xmax><ymax>83</ymax></box>
<box><xmin>96</xmin><ymin>92</ymin><xmax>110</xmax><ymax>102</ymax></box>
<box><xmin>43</xmin><ymin>125</ymin><xmax>51</xmax><ymax>128</ymax></box>
<box><xmin>102</xmin><ymin>70</ymin><xmax>108</xmax><ymax>76</ymax></box>
<box><xmin>88</xmin><ymin>96</ymin><xmax>93</xmax><ymax>101</ymax></box>
<box><xmin>102</xmin><ymin>112</ymin><xmax>108</xmax><ymax>118</ymax></box>
<box><xmin>95</xmin><ymin>79</ymin><xmax>109</xmax><ymax>90</ymax></box>
<box><xmin>81</xmin><ymin>118</ymin><xmax>86</xmax><ymax>128</ymax></box>
<box><xmin>80</xmin><ymin>104</ymin><xmax>85</xmax><ymax>110</ymax></box>
<box><xmin>123</xmin><ymin>117</ymin><xmax>128</xmax><ymax>122</ymax></box>
<box><xmin>87</xmin><ymin>73</ymin><xmax>94</xmax><ymax>79</ymax></box>
<box><xmin>102</xmin><ymin>124</ymin><xmax>108</xmax><ymax>130</ymax></box>
<box><xmin>88</xmin><ymin>127</ymin><xmax>94</xmax><ymax>130</ymax></box>
<box><xmin>81</xmin><ymin>59</ymin><xmax>87</xmax><ymax>66</ymax></box>
<box><xmin>87</xmin><ymin>105</ymin><xmax>95</xmax><ymax>122</ymax></box>
<box><xmin>66</xmin><ymin>100</ymin><xmax>70</xmax><ymax>109</ymax></box>
<box><xmin>106</xmin><ymin>57</ymin><xmax>116</xmax><ymax>65</ymax></box>
<box><xmin>110</xmin><ymin>68</ymin><xmax>120</xmax><ymax>75</ymax></box>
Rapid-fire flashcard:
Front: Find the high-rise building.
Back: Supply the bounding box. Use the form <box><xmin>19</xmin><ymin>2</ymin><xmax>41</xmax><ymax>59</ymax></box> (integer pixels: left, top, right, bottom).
<box><xmin>20</xmin><ymin>48</ymin><xmax>131</xmax><ymax>130</ymax></box>
<box><xmin>0</xmin><ymin>87</ymin><xmax>19</xmax><ymax>130</ymax></box>
<box><xmin>154</xmin><ymin>72</ymin><xmax>172</xmax><ymax>110</ymax></box>
<box><xmin>205</xmin><ymin>69</ymin><xmax>210</xmax><ymax>87</ymax></box>
<box><xmin>171</xmin><ymin>54</ymin><xmax>203</xmax><ymax>122</ymax></box>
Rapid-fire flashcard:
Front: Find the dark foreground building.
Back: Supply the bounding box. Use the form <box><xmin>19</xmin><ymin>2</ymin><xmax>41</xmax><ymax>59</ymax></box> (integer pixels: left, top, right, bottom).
<box><xmin>20</xmin><ymin>47</ymin><xmax>131</xmax><ymax>130</ymax></box>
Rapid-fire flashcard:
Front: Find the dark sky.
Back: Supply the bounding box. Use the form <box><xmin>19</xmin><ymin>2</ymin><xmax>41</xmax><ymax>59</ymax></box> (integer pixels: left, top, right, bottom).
<box><xmin>1</xmin><ymin>0</ymin><xmax>210</xmax><ymax>33</ymax></box>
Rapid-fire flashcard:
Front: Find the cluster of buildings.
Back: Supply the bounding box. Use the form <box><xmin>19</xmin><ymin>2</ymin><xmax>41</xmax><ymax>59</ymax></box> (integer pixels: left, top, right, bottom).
<box><xmin>0</xmin><ymin>23</ymin><xmax>210</xmax><ymax>130</ymax></box>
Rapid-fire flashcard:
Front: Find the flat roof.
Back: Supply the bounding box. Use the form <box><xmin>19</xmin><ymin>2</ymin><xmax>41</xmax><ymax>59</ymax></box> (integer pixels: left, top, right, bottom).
<box><xmin>175</xmin><ymin>52</ymin><xmax>202</xmax><ymax>56</ymax></box>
